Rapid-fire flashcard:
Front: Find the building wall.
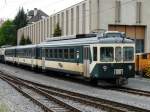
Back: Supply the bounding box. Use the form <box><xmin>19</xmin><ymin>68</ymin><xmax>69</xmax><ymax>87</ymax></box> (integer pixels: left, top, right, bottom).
<box><xmin>17</xmin><ymin>0</ymin><xmax>150</xmax><ymax>53</ymax></box>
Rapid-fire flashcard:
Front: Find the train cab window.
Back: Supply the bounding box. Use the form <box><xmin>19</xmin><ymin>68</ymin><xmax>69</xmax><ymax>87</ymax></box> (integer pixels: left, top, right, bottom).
<box><xmin>123</xmin><ymin>47</ymin><xmax>134</xmax><ymax>61</ymax></box>
<box><xmin>100</xmin><ymin>47</ymin><xmax>114</xmax><ymax>62</ymax></box>
<box><xmin>93</xmin><ymin>47</ymin><xmax>97</xmax><ymax>61</ymax></box>
<box><xmin>70</xmin><ymin>48</ymin><xmax>75</xmax><ymax>59</ymax></box>
<box><xmin>64</xmin><ymin>49</ymin><xmax>69</xmax><ymax>59</ymax></box>
<box><xmin>115</xmin><ymin>47</ymin><xmax>122</xmax><ymax>62</ymax></box>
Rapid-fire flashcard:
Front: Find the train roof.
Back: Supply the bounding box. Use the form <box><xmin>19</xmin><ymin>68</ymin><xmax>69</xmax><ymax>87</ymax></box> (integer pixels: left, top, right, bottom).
<box><xmin>40</xmin><ymin>36</ymin><xmax>134</xmax><ymax>47</ymax></box>
<box><xmin>16</xmin><ymin>44</ymin><xmax>37</xmax><ymax>49</ymax></box>
<box><xmin>5</xmin><ymin>33</ymin><xmax>135</xmax><ymax>50</ymax></box>
<box><xmin>5</xmin><ymin>44</ymin><xmax>37</xmax><ymax>50</ymax></box>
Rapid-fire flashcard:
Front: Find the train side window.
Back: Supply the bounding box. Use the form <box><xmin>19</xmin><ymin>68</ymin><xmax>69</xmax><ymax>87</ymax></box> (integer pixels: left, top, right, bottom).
<box><xmin>39</xmin><ymin>49</ymin><xmax>42</xmax><ymax>58</ymax></box>
<box><xmin>49</xmin><ymin>49</ymin><xmax>53</xmax><ymax>58</ymax></box>
<box><xmin>93</xmin><ymin>47</ymin><xmax>97</xmax><ymax>61</ymax></box>
<box><xmin>54</xmin><ymin>49</ymin><xmax>58</xmax><ymax>58</ymax></box>
<box><xmin>45</xmin><ymin>49</ymin><xmax>48</xmax><ymax>58</ymax></box>
<box><xmin>58</xmin><ymin>49</ymin><xmax>63</xmax><ymax>59</ymax></box>
<box><xmin>29</xmin><ymin>49</ymin><xmax>31</xmax><ymax>57</ymax></box>
<box><xmin>48</xmin><ymin>49</ymin><xmax>50</xmax><ymax>58</ymax></box>
<box><xmin>142</xmin><ymin>54</ymin><xmax>147</xmax><ymax>59</ymax></box>
<box><xmin>64</xmin><ymin>49</ymin><xmax>69</xmax><ymax>59</ymax></box>
<box><xmin>70</xmin><ymin>48</ymin><xmax>75</xmax><ymax>59</ymax></box>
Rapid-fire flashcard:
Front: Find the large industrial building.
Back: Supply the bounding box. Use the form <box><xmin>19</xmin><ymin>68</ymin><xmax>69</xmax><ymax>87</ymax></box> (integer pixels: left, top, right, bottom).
<box><xmin>17</xmin><ymin>0</ymin><xmax>149</xmax><ymax>53</ymax></box>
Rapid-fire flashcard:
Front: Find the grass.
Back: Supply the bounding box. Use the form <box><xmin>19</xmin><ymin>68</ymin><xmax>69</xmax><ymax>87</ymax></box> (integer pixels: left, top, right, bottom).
<box><xmin>0</xmin><ymin>103</ymin><xmax>9</xmax><ymax>112</ymax></box>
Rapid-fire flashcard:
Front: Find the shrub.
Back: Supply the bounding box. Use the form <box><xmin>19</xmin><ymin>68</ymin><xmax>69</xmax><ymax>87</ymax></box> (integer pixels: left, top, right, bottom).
<box><xmin>143</xmin><ymin>66</ymin><xmax>150</xmax><ymax>78</ymax></box>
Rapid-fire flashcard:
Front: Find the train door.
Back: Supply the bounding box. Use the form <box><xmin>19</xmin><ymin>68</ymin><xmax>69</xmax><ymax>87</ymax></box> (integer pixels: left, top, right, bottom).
<box><xmin>83</xmin><ymin>46</ymin><xmax>90</xmax><ymax>78</ymax></box>
<box><xmin>42</xmin><ymin>48</ymin><xmax>45</xmax><ymax>70</ymax></box>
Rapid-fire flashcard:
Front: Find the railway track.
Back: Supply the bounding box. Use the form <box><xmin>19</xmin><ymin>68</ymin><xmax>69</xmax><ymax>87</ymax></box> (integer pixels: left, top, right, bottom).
<box><xmin>0</xmin><ymin>73</ymin><xmax>81</xmax><ymax>112</ymax></box>
<box><xmin>110</xmin><ymin>87</ymin><xmax>150</xmax><ymax>97</ymax></box>
<box><xmin>0</xmin><ymin>71</ymin><xmax>150</xmax><ymax>112</ymax></box>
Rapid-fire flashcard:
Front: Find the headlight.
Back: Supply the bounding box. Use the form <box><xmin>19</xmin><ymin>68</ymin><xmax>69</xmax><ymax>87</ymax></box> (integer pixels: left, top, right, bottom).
<box><xmin>128</xmin><ymin>65</ymin><xmax>132</xmax><ymax>70</ymax></box>
<box><xmin>103</xmin><ymin>66</ymin><xmax>107</xmax><ymax>71</ymax></box>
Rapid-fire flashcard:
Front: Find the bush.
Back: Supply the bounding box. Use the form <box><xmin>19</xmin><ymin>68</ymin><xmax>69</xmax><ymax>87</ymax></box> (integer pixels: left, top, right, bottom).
<box><xmin>143</xmin><ymin>66</ymin><xmax>150</xmax><ymax>78</ymax></box>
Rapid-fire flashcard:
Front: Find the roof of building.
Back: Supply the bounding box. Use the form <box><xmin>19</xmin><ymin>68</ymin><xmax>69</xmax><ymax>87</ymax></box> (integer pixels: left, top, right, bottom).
<box><xmin>27</xmin><ymin>8</ymin><xmax>49</xmax><ymax>24</ymax></box>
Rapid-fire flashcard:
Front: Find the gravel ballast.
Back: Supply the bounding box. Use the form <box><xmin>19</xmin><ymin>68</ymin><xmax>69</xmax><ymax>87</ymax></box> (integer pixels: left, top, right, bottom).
<box><xmin>1</xmin><ymin>63</ymin><xmax>150</xmax><ymax>111</ymax></box>
<box><xmin>0</xmin><ymin>78</ymin><xmax>43</xmax><ymax>112</ymax></box>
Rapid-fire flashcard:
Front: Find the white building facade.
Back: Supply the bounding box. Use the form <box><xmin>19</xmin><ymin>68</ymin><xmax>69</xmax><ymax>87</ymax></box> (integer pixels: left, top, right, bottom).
<box><xmin>17</xmin><ymin>0</ymin><xmax>150</xmax><ymax>53</ymax></box>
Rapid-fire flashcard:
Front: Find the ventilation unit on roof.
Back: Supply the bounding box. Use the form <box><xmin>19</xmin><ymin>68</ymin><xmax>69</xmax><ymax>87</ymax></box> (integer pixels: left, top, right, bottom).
<box><xmin>44</xmin><ymin>34</ymin><xmax>97</xmax><ymax>42</ymax></box>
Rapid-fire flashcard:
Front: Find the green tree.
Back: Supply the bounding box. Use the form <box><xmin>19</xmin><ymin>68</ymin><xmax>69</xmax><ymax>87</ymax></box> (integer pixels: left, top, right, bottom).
<box><xmin>0</xmin><ymin>20</ymin><xmax>16</xmax><ymax>46</ymax></box>
<box><xmin>26</xmin><ymin>36</ymin><xmax>32</xmax><ymax>44</ymax></box>
<box><xmin>19</xmin><ymin>34</ymin><xmax>26</xmax><ymax>45</ymax></box>
<box><xmin>13</xmin><ymin>7</ymin><xmax>28</xmax><ymax>30</ymax></box>
<box><xmin>53</xmin><ymin>23</ymin><xmax>61</xmax><ymax>37</ymax></box>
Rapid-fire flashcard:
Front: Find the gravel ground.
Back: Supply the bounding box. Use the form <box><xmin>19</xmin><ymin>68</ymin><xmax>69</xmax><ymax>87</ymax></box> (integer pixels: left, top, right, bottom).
<box><xmin>0</xmin><ymin>78</ymin><xmax>43</xmax><ymax>112</ymax></box>
<box><xmin>124</xmin><ymin>75</ymin><xmax>150</xmax><ymax>91</ymax></box>
<box><xmin>53</xmin><ymin>95</ymin><xmax>105</xmax><ymax>112</ymax></box>
<box><xmin>22</xmin><ymin>87</ymin><xmax>62</xmax><ymax>111</ymax></box>
<box><xmin>1</xmin><ymin>63</ymin><xmax>150</xmax><ymax>111</ymax></box>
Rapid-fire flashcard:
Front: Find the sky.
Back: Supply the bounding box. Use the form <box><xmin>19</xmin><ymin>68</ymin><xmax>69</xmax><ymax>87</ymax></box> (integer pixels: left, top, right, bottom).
<box><xmin>0</xmin><ymin>0</ymin><xmax>83</xmax><ymax>20</ymax></box>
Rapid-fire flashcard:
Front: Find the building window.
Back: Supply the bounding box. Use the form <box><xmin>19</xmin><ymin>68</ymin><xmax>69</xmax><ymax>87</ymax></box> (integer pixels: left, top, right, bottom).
<box><xmin>66</xmin><ymin>10</ymin><xmax>69</xmax><ymax>35</ymax></box>
<box><xmin>71</xmin><ymin>8</ymin><xmax>74</xmax><ymax>35</ymax></box>
<box><xmin>76</xmin><ymin>6</ymin><xmax>79</xmax><ymax>34</ymax></box>
<box><xmin>136</xmin><ymin>2</ymin><xmax>142</xmax><ymax>23</ymax></box>
<box><xmin>82</xmin><ymin>3</ymin><xmax>86</xmax><ymax>33</ymax></box>
<box><xmin>57</xmin><ymin>14</ymin><xmax>60</xmax><ymax>24</ymax></box>
<box><xmin>47</xmin><ymin>19</ymin><xmax>49</xmax><ymax>37</ymax></box>
<box><xmin>50</xmin><ymin>17</ymin><xmax>52</xmax><ymax>37</ymax></box>
<box><xmin>53</xmin><ymin>16</ymin><xmax>56</xmax><ymax>29</ymax></box>
<box><xmin>43</xmin><ymin>20</ymin><xmax>46</xmax><ymax>40</ymax></box>
<box><xmin>136</xmin><ymin>39</ymin><xmax>144</xmax><ymax>53</ymax></box>
<box><xmin>41</xmin><ymin>21</ymin><xmax>43</xmax><ymax>42</ymax></box>
<box><xmin>115</xmin><ymin>1</ymin><xmax>121</xmax><ymax>23</ymax></box>
<box><xmin>61</xmin><ymin>12</ymin><xmax>64</xmax><ymax>35</ymax></box>
<box><xmin>97</xmin><ymin>0</ymin><xmax>100</xmax><ymax>29</ymax></box>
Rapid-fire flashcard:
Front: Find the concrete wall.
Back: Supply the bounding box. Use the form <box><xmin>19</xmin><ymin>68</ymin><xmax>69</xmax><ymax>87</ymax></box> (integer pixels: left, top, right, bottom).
<box><xmin>17</xmin><ymin>0</ymin><xmax>150</xmax><ymax>53</ymax></box>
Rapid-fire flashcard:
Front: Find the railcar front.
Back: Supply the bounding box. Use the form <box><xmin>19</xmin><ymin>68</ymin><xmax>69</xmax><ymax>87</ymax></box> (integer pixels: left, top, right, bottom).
<box><xmin>89</xmin><ymin>43</ymin><xmax>135</xmax><ymax>85</ymax></box>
